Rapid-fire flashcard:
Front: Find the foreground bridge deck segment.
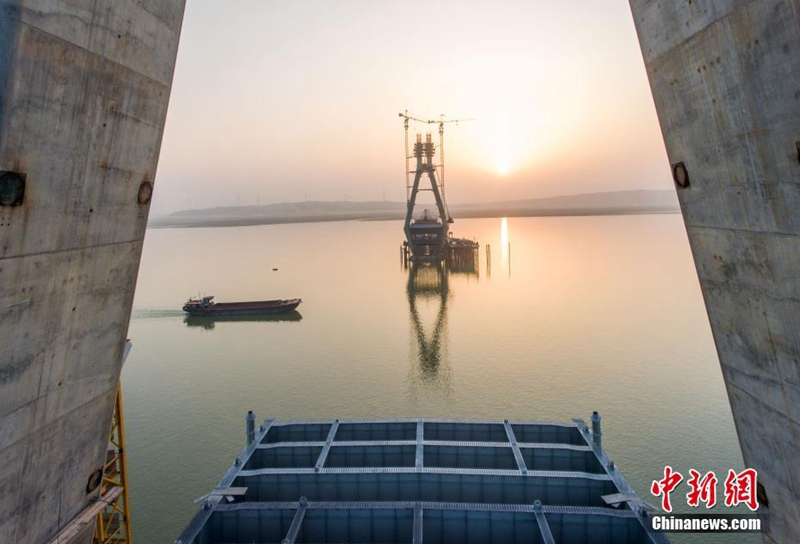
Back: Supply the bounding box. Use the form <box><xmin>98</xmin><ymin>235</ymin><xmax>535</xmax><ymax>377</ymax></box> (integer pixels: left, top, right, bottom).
<box><xmin>176</xmin><ymin>417</ymin><xmax>667</xmax><ymax>544</ymax></box>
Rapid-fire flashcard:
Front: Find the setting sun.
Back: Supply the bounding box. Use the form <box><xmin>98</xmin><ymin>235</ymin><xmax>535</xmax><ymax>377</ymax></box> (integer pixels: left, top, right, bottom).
<box><xmin>491</xmin><ymin>118</ymin><xmax>512</xmax><ymax>175</ymax></box>
<box><xmin>443</xmin><ymin>53</ymin><xmax>551</xmax><ymax>179</ymax></box>
<box><xmin>495</xmin><ymin>160</ymin><xmax>511</xmax><ymax>176</ymax></box>
<box><xmin>487</xmin><ymin>116</ymin><xmax>513</xmax><ymax>176</ymax></box>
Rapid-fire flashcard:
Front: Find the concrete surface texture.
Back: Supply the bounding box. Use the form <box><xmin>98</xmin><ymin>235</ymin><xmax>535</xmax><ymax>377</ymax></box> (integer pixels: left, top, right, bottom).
<box><xmin>629</xmin><ymin>1</ymin><xmax>800</xmax><ymax>543</ymax></box>
<box><xmin>0</xmin><ymin>1</ymin><xmax>186</xmax><ymax>542</ymax></box>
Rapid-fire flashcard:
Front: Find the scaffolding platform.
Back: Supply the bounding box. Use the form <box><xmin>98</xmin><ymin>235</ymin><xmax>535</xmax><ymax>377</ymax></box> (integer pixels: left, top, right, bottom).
<box><xmin>175</xmin><ymin>416</ymin><xmax>668</xmax><ymax>544</ymax></box>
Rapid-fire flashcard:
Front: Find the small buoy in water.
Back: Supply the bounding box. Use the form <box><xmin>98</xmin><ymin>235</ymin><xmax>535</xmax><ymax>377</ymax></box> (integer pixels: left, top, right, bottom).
<box><xmin>272</xmin><ymin>268</ymin><xmax>278</xmax><ymax>271</ymax></box>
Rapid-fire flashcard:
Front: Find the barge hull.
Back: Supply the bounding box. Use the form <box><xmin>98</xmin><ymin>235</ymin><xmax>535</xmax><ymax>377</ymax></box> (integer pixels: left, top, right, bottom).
<box><xmin>183</xmin><ymin>299</ymin><xmax>301</xmax><ymax>316</ymax></box>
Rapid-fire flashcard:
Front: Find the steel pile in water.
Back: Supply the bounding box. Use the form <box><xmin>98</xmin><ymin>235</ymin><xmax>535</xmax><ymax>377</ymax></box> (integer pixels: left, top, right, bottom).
<box><xmin>175</xmin><ymin>417</ymin><xmax>668</xmax><ymax>543</ymax></box>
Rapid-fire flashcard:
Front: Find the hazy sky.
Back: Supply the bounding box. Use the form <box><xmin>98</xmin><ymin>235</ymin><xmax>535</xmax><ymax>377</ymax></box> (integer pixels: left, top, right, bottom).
<box><xmin>152</xmin><ymin>0</ymin><xmax>672</xmax><ymax>215</ymax></box>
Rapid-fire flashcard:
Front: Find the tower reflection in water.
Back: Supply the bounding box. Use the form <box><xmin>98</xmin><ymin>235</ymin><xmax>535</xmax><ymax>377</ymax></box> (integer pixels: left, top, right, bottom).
<box><xmin>406</xmin><ymin>263</ymin><xmax>450</xmax><ymax>388</ymax></box>
<box><xmin>405</xmin><ymin>254</ymin><xmax>479</xmax><ymax>402</ymax></box>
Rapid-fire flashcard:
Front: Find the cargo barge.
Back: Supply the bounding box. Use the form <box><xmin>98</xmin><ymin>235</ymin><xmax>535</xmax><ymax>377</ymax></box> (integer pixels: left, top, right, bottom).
<box><xmin>182</xmin><ymin>296</ymin><xmax>301</xmax><ymax>316</ymax></box>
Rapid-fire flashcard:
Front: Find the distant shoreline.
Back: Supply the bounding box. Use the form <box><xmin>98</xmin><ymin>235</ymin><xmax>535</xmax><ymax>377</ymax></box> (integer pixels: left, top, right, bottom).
<box><xmin>148</xmin><ymin>206</ymin><xmax>680</xmax><ymax>229</ymax></box>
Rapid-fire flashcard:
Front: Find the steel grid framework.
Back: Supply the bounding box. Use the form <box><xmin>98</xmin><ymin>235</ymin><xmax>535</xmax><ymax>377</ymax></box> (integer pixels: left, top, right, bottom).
<box><xmin>176</xmin><ymin>417</ymin><xmax>668</xmax><ymax>544</ymax></box>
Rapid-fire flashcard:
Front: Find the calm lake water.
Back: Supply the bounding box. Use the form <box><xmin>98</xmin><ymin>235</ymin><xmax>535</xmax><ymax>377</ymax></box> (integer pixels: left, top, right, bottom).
<box><xmin>125</xmin><ymin>215</ymin><xmax>756</xmax><ymax>543</ymax></box>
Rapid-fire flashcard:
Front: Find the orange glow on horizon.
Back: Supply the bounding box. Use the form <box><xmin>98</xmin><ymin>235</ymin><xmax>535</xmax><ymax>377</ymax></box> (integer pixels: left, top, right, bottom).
<box><xmin>151</xmin><ymin>1</ymin><xmax>673</xmax><ymax>214</ymax></box>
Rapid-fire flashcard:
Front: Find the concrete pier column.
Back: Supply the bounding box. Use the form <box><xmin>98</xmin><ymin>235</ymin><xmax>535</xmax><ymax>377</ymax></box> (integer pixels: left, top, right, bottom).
<box><xmin>629</xmin><ymin>2</ymin><xmax>800</xmax><ymax>542</ymax></box>
<box><xmin>0</xmin><ymin>2</ymin><xmax>186</xmax><ymax>542</ymax></box>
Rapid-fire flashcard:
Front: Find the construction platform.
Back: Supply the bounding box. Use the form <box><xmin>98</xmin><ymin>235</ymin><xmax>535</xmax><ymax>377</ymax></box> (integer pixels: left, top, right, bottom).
<box><xmin>175</xmin><ymin>416</ymin><xmax>668</xmax><ymax>543</ymax></box>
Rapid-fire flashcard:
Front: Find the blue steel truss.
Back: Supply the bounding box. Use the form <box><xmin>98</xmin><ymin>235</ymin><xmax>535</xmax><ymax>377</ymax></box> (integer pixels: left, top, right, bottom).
<box><xmin>175</xmin><ymin>417</ymin><xmax>668</xmax><ymax>544</ymax></box>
